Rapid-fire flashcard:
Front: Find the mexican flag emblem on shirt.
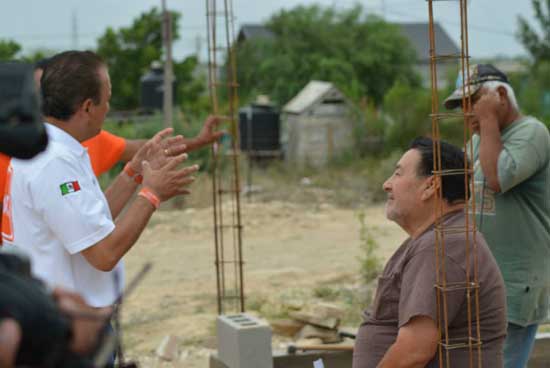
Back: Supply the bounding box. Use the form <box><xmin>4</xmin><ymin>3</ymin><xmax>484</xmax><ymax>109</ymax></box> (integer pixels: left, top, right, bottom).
<box><xmin>60</xmin><ymin>181</ymin><xmax>81</xmax><ymax>195</ymax></box>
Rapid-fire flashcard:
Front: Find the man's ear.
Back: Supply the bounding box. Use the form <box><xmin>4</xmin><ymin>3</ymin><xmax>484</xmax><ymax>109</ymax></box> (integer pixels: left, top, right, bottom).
<box><xmin>497</xmin><ymin>86</ymin><xmax>508</xmax><ymax>104</ymax></box>
<box><xmin>421</xmin><ymin>176</ymin><xmax>440</xmax><ymax>201</ymax></box>
<box><xmin>81</xmin><ymin>98</ymin><xmax>93</xmax><ymax>114</ymax></box>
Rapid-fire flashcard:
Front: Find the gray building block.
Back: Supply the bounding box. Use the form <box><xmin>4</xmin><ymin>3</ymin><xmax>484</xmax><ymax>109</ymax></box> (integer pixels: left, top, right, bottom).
<box><xmin>217</xmin><ymin>313</ymin><xmax>273</xmax><ymax>368</ymax></box>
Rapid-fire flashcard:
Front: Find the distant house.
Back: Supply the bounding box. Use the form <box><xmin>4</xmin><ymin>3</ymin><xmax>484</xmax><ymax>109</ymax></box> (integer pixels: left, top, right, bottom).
<box><xmin>397</xmin><ymin>23</ymin><xmax>460</xmax><ymax>88</ymax></box>
<box><xmin>237</xmin><ymin>24</ymin><xmax>275</xmax><ymax>43</ymax></box>
<box><xmin>236</xmin><ymin>23</ymin><xmax>460</xmax><ymax>88</ymax></box>
<box><xmin>282</xmin><ymin>81</ymin><xmax>356</xmax><ymax>167</ymax></box>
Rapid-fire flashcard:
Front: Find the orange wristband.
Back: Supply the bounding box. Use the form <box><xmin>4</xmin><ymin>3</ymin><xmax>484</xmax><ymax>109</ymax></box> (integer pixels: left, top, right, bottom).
<box><xmin>123</xmin><ymin>163</ymin><xmax>143</xmax><ymax>184</ymax></box>
<box><xmin>138</xmin><ymin>187</ymin><xmax>160</xmax><ymax>209</ymax></box>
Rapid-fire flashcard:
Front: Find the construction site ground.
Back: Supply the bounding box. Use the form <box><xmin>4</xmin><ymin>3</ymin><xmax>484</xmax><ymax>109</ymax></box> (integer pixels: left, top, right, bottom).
<box><xmin>121</xmin><ymin>179</ymin><xmax>407</xmax><ymax>367</ymax></box>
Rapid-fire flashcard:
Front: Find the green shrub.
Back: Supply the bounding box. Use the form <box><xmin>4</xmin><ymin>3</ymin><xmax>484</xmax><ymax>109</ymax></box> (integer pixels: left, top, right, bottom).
<box><xmin>357</xmin><ymin>209</ymin><xmax>382</xmax><ymax>284</ymax></box>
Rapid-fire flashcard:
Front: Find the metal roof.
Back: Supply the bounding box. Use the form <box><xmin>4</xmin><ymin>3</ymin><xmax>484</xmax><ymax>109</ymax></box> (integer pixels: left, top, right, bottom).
<box><xmin>397</xmin><ymin>23</ymin><xmax>459</xmax><ymax>62</ymax></box>
<box><xmin>237</xmin><ymin>24</ymin><xmax>275</xmax><ymax>43</ymax></box>
<box><xmin>283</xmin><ymin>80</ymin><xmax>345</xmax><ymax>114</ymax></box>
<box><xmin>237</xmin><ymin>22</ymin><xmax>459</xmax><ymax>62</ymax></box>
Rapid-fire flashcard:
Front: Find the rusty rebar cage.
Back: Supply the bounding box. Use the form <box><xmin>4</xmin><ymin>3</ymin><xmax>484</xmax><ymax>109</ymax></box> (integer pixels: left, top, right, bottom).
<box><xmin>427</xmin><ymin>1</ymin><xmax>482</xmax><ymax>367</ymax></box>
<box><xmin>206</xmin><ymin>0</ymin><xmax>245</xmax><ymax>315</ymax></box>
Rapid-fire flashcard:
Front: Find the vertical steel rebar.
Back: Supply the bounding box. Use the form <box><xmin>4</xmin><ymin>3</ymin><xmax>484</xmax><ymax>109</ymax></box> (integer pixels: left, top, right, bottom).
<box><xmin>427</xmin><ymin>1</ymin><xmax>481</xmax><ymax>367</ymax></box>
<box><xmin>206</xmin><ymin>0</ymin><xmax>245</xmax><ymax>315</ymax></box>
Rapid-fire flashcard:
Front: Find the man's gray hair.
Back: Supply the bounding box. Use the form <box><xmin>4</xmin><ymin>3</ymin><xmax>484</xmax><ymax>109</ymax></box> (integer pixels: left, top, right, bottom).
<box><xmin>483</xmin><ymin>81</ymin><xmax>519</xmax><ymax>111</ymax></box>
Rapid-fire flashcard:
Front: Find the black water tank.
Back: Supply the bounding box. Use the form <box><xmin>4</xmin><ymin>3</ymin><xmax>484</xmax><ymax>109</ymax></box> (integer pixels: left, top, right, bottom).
<box><xmin>239</xmin><ymin>104</ymin><xmax>280</xmax><ymax>152</ymax></box>
<box><xmin>140</xmin><ymin>62</ymin><xmax>176</xmax><ymax>111</ymax></box>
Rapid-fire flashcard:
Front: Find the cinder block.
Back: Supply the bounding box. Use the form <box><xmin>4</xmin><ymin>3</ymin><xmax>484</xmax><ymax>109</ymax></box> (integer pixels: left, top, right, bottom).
<box><xmin>217</xmin><ymin>313</ymin><xmax>273</xmax><ymax>368</ymax></box>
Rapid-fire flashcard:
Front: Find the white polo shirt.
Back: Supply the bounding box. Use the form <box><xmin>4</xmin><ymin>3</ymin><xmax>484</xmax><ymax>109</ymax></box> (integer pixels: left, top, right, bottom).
<box><xmin>2</xmin><ymin>123</ymin><xmax>123</xmax><ymax>307</ymax></box>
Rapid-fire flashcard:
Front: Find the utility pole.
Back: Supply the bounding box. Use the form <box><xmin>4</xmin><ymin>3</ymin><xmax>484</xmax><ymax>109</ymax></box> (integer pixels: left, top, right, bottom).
<box><xmin>161</xmin><ymin>0</ymin><xmax>173</xmax><ymax>128</ymax></box>
<box><xmin>195</xmin><ymin>34</ymin><xmax>202</xmax><ymax>61</ymax></box>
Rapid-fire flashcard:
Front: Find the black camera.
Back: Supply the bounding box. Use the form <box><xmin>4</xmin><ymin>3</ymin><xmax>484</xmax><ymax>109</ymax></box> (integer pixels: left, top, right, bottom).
<box><xmin>0</xmin><ymin>62</ymin><xmax>47</xmax><ymax>159</ymax></box>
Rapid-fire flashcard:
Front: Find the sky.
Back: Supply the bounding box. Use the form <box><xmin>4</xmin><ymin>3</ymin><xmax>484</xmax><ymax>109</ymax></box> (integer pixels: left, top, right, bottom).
<box><xmin>0</xmin><ymin>0</ymin><xmax>539</xmax><ymax>61</ymax></box>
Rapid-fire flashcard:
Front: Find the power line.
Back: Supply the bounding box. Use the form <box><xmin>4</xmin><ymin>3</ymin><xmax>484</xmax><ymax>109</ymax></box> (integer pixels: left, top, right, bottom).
<box><xmin>364</xmin><ymin>5</ymin><xmax>517</xmax><ymax>38</ymax></box>
<box><xmin>3</xmin><ymin>24</ymin><xmax>206</xmax><ymax>41</ymax></box>
<box><xmin>326</xmin><ymin>2</ymin><xmax>519</xmax><ymax>39</ymax></box>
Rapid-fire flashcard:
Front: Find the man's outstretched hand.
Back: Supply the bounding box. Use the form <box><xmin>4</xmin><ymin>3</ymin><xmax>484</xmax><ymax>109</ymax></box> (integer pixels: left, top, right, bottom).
<box><xmin>187</xmin><ymin>115</ymin><xmax>225</xmax><ymax>152</ymax></box>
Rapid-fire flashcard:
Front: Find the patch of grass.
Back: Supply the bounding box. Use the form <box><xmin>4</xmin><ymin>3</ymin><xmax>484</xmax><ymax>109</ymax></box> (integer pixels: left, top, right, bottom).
<box><xmin>246</xmin><ymin>293</ymin><xmax>268</xmax><ymax>312</ymax></box>
<box><xmin>313</xmin><ymin>286</ymin><xmax>340</xmax><ymax>301</ymax></box>
<box><xmin>182</xmin><ymin>336</ymin><xmax>206</xmax><ymax>346</ymax></box>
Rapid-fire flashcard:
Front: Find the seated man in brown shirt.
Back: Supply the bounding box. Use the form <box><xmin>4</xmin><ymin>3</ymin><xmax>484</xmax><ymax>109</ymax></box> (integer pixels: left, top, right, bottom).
<box><xmin>353</xmin><ymin>137</ymin><xmax>507</xmax><ymax>368</ymax></box>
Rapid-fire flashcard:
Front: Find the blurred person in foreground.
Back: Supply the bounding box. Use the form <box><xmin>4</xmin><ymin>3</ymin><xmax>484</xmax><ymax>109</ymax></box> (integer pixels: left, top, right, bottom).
<box><xmin>352</xmin><ymin>137</ymin><xmax>506</xmax><ymax>368</ymax></box>
<box><xmin>0</xmin><ymin>254</ymin><xmax>111</xmax><ymax>367</ymax></box>
<box><xmin>445</xmin><ymin>64</ymin><xmax>550</xmax><ymax>368</ymax></box>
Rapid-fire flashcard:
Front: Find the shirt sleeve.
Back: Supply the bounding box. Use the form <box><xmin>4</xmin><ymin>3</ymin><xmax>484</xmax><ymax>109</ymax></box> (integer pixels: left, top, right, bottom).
<box><xmin>398</xmin><ymin>250</ymin><xmax>466</xmax><ymax>328</ymax></box>
<box><xmin>82</xmin><ymin>130</ymin><xmax>127</xmax><ymax>176</ymax></box>
<box><xmin>0</xmin><ymin>153</ymin><xmax>11</xmax><ymax>199</ymax></box>
<box><xmin>497</xmin><ymin>123</ymin><xmax>548</xmax><ymax>193</ymax></box>
<box><xmin>30</xmin><ymin>156</ymin><xmax>115</xmax><ymax>255</ymax></box>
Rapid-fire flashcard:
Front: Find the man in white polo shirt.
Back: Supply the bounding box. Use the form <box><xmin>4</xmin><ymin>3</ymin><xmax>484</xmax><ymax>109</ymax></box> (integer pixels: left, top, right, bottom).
<box><xmin>1</xmin><ymin>51</ymin><xmax>201</xmax><ymax>308</ymax></box>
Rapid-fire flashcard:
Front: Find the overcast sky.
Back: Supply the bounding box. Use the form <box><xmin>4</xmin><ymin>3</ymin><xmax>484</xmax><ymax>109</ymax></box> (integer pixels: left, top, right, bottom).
<box><xmin>0</xmin><ymin>0</ymin><xmax>538</xmax><ymax>61</ymax></box>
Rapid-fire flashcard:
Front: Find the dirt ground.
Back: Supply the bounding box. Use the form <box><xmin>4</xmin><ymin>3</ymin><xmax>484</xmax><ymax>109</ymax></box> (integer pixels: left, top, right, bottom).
<box><xmin>121</xmin><ymin>199</ymin><xmax>407</xmax><ymax>367</ymax></box>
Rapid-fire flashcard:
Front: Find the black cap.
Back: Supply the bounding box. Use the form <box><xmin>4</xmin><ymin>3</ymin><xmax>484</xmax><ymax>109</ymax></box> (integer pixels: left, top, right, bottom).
<box><xmin>444</xmin><ymin>64</ymin><xmax>509</xmax><ymax>110</ymax></box>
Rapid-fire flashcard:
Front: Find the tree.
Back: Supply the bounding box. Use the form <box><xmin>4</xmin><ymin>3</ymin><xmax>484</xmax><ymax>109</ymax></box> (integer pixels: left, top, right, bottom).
<box><xmin>235</xmin><ymin>4</ymin><xmax>419</xmax><ymax>106</ymax></box>
<box><xmin>384</xmin><ymin>82</ymin><xmax>432</xmax><ymax>151</ymax></box>
<box><xmin>516</xmin><ymin>1</ymin><xmax>550</xmax><ymax>124</ymax></box>
<box><xmin>174</xmin><ymin>55</ymin><xmax>209</xmax><ymax>118</ymax></box>
<box><xmin>517</xmin><ymin>0</ymin><xmax>550</xmax><ymax>65</ymax></box>
<box><xmin>96</xmin><ymin>7</ymin><xmax>181</xmax><ymax>109</ymax></box>
<box><xmin>20</xmin><ymin>50</ymin><xmax>55</xmax><ymax>64</ymax></box>
<box><xmin>0</xmin><ymin>39</ymin><xmax>21</xmax><ymax>61</ymax></box>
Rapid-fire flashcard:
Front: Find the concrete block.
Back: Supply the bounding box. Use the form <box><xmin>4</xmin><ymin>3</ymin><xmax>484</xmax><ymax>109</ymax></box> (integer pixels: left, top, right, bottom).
<box><xmin>289</xmin><ymin>311</ymin><xmax>340</xmax><ymax>329</ymax></box>
<box><xmin>217</xmin><ymin>313</ymin><xmax>273</xmax><ymax>368</ymax></box>
<box><xmin>271</xmin><ymin>319</ymin><xmax>305</xmax><ymax>337</ymax></box>
<box><xmin>155</xmin><ymin>335</ymin><xmax>179</xmax><ymax>361</ymax></box>
<box><xmin>312</xmin><ymin>303</ymin><xmax>345</xmax><ymax>320</ymax></box>
<box><xmin>295</xmin><ymin>325</ymin><xmax>341</xmax><ymax>344</ymax></box>
<box><xmin>295</xmin><ymin>338</ymin><xmax>323</xmax><ymax>346</ymax></box>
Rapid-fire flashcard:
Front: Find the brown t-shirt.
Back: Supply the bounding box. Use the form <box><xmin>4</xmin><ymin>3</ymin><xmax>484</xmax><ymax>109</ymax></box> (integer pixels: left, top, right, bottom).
<box><xmin>353</xmin><ymin>211</ymin><xmax>506</xmax><ymax>368</ymax></box>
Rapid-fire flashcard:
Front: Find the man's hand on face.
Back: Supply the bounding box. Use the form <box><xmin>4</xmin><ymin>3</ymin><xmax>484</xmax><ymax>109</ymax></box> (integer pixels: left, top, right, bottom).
<box><xmin>472</xmin><ymin>90</ymin><xmax>501</xmax><ymax>132</ymax></box>
<box><xmin>141</xmin><ymin>154</ymin><xmax>199</xmax><ymax>202</ymax></box>
<box><xmin>52</xmin><ymin>288</ymin><xmax>112</xmax><ymax>356</ymax></box>
<box><xmin>128</xmin><ymin>128</ymin><xmax>188</xmax><ymax>174</ymax></box>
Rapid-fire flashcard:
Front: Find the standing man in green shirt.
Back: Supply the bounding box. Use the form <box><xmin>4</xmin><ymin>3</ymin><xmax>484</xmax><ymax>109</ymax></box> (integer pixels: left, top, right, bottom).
<box><xmin>445</xmin><ymin>64</ymin><xmax>550</xmax><ymax>368</ymax></box>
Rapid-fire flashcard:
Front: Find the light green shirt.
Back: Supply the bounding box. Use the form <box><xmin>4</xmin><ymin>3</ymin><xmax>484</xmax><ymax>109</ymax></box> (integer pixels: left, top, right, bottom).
<box><xmin>470</xmin><ymin>116</ymin><xmax>550</xmax><ymax>326</ymax></box>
